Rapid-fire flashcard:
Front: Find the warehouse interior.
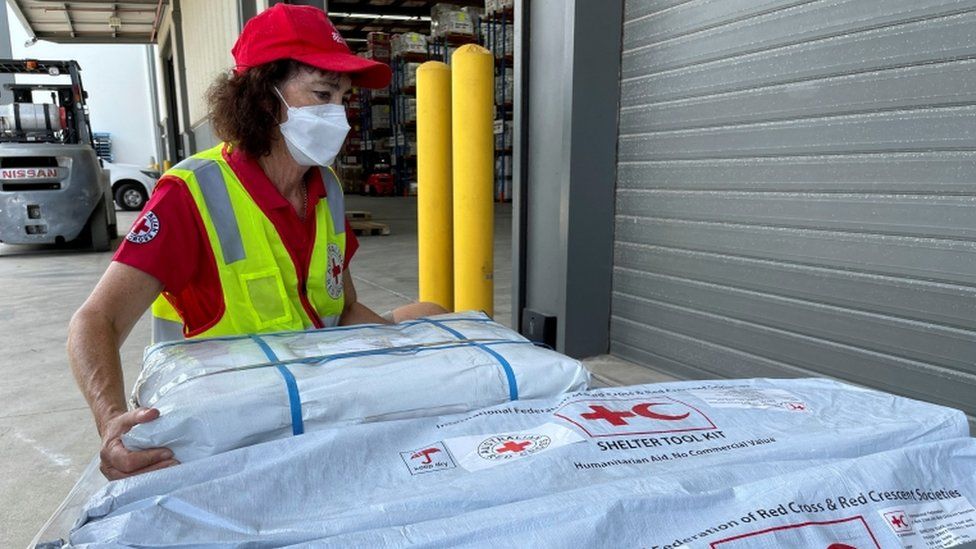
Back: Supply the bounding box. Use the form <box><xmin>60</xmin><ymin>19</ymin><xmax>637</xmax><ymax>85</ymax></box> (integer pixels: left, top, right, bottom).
<box><xmin>1</xmin><ymin>0</ymin><xmax>975</xmax><ymax>546</ymax></box>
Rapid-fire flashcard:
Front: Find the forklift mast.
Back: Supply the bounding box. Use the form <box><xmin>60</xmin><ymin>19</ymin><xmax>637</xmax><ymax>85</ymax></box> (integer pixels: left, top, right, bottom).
<box><xmin>0</xmin><ymin>59</ymin><xmax>94</xmax><ymax>147</ymax></box>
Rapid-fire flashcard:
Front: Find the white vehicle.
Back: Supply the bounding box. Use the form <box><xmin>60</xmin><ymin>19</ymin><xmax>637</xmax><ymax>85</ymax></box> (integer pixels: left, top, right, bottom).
<box><xmin>104</xmin><ymin>161</ymin><xmax>158</xmax><ymax>211</ymax></box>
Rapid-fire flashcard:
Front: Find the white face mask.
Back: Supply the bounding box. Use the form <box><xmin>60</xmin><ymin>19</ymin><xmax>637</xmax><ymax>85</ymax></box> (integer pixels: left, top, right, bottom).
<box><xmin>275</xmin><ymin>87</ymin><xmax>350</xmax><ymax>167</ymax></box>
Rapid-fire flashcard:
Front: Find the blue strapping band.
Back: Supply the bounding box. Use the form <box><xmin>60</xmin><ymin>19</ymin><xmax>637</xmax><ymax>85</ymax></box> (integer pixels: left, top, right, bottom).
<box><xmin>474</xmin><ymin>342</ymin><xmax>519</xmax><ymax>401</ymax></box>
<box><xmin>250</xmin><ymin>334</ymin><xmax>304</xmax><ymax>436</ymax></box>
<box><xmin>421</xmin><ymin>317</ymin><xmax>466</xmax><ymax>339</ymax></box>
<box><xmin>421</xmin><ymin>318</ymin><xmax>519</xmax><ymax>401</ymax></box>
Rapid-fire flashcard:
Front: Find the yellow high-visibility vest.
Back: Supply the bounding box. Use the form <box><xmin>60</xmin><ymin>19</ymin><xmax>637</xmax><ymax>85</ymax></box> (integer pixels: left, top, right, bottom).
<box><xmin>150</xmin><ymin>145</ymin><xmax>346</xmax><ymax>342</ymax></box>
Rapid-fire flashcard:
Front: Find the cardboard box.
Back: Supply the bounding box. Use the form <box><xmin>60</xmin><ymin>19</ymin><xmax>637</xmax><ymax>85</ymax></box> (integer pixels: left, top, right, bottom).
<box><xmin>392</xmin><ymin>32</ymin><xmax>429</xmax><ymax>57</ymax></box>
<box><xmin>371</xmin><ymin>104</ymin><xmax>391</xmax><ymax>128</ymax></box>
<box><xmin>432</xmin><ymin>4</ymin><xmax>474</xmax><ymax>38</ymax></box>
<box><xmin>494</xmin><ymin>119</ymin><xmax>513</xmax><ymax>150</ymax></box>
<box><xmin>367</xmin><ymin>32</ymin><xmax>390</xmax><ymax>47</ymax></box>
<box><xmin>495</xmin><ymin>68</ymin><xmax>514</xmax><ymax>104</ymax></box>
<box><xmin>402</xmin><ymin>62</ymin><xmax>423</xmax><ymax>89</ymax></box>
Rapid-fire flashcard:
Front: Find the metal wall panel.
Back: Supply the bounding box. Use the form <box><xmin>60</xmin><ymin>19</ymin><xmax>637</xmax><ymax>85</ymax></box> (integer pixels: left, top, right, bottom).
<box><xmin>181</xmin><ymin>0</ymin><xmax>239</xmax><ymax>126</ymax></box>
<box><xmin>613</xmin><ymin>0</ymin><xmax>976</xmax><ymax>424</ymax></box>
<box><xmin>518</xmin><ymin>0</ymin><xmax>622</xmax><ymax>356</ymax></box>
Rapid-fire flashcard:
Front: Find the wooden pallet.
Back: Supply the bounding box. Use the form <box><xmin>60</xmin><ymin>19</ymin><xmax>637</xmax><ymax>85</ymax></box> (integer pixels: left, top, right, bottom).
<box><xmin>350</xmin><ymin>220</ymin><xmax>390</xmax><ymax>236</ymax></box>
<box><xmin>346</xmin><ymin>210</ymin><xmax>372</xmax><ymax>222</ymax></box>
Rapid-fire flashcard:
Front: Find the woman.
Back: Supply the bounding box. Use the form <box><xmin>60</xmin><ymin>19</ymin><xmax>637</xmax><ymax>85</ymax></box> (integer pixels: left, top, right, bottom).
<box><xmin>67</xmin><ymin>4</ymin><xmax>445</xmax><ymax>480</ymax></box>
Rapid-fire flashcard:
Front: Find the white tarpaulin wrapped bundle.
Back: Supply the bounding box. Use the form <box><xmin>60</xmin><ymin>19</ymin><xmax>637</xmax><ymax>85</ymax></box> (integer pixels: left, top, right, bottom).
<box><xmin>324</xmin><ymin>438</ymin><xmax>976</xmax><ymax>549</ymax></box>
<box><xmin>71</xmin><ymin>378</ymin><xmax>970</xmax><ymax>547</ymax></box>
<box><xmin>122</xmin><ymin>312</ymin><xmax>590</xmax><ymax>462</ymax></box>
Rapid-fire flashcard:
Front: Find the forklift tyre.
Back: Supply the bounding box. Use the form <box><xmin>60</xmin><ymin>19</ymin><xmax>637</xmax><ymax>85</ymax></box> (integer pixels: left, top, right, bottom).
<box><xmin>84</xmin><ymin>198</ymin><xmax>112</xmax><ymax>252</ymax></box>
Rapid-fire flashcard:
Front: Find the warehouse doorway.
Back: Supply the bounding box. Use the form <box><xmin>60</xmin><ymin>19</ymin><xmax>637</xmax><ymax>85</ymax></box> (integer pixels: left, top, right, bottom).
<box><xmin>160</xmin><ymin>47</ymin><xmax>184</xmax><ymax>164</ymax></box>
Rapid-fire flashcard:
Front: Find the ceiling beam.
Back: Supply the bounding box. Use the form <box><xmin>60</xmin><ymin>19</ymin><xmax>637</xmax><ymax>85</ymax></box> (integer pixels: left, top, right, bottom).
<box><xmin>33</xmin><ymin>0</ymin><xmax>167</xmax><ymax>5</ymax></box>
<box><xmin>329</xmin><ymin>15</ymin><xmax>429</xmax><ymax>32</ymax></box>
<box><xmin>33</xmin><ymin>32</ymin><xmax>156</xmax><ymax>43</ymax></box>
<box><xmin>63</xmin><ymin>2</ymin><xmax>75</xmax><ymax>38</ymax></box>
<box><xmin>325</xmin><ymin>2</ymin><xmax>459</xmax><ymax>19</ymax></box>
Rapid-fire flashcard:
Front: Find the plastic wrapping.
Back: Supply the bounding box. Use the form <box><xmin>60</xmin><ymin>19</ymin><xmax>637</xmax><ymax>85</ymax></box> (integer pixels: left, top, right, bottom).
<box><xmin>123</xmin><ymin>312</ymin><xmax>590</xmax><ymax>462</ymax></box>
<box><xmin>73</xmin><ymin>378</ymin><xmax>969</xmax><ymax>546</ymax></box>
<box><xmin>323</xmin><ymin>438</ymin><xmax>976</xmax><ymax>548</ymax></box>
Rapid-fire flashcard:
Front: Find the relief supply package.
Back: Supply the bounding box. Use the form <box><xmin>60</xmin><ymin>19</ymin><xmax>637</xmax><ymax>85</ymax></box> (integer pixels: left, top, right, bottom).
<box><xmin>71</xmin><ymin>378</ymin><xmax>970</xmax><ymax>547</ymax></box>
<box><xmin>123</xmin><ymin>312</ymin><xmax>590</xmax><ymax>462</ymax></box>
<box><xmin>321</xmin><ymin>438</ymin><xmax>976</xmax><ymax>549</ymax></box>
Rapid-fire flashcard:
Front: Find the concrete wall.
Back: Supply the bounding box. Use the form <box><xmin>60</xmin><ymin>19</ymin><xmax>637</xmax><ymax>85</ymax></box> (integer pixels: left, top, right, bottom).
<box><xmin>0</xmin><ymin>4</ymin><xmax>14</xmax><ymax>104</ymax></box>
<box><xmin>5</xmin><ymin>4</ymin><xmax>157</xmax><ymax>166</ymax></box>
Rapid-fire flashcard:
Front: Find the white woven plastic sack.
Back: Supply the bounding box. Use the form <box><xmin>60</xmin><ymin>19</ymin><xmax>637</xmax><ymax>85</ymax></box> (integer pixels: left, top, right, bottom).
<box><xmin>122</xmin><ymin>312</ymin><xmax>589</xmax><ymax>462</ymax></box>
<box><xmin>72</xmin><ymin>378</ymin><xmax>969</xmax><ymax>547</ymax></box>
<box><xmin>323</xmin><ymin>437</ymin><xmax>976</xmax><ymax>549</ymax></box>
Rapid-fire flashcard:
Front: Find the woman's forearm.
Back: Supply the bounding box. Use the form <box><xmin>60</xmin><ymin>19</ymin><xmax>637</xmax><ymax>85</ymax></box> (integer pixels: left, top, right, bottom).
<box><xmin>339</xmin><ymin>300</ymin><xmax>391</xmax><ymax>326</ymax></box>
<box><xmin>67</xmin><ymin>306</ymin><xmax>128</xmax><ymax>435</ymax></box>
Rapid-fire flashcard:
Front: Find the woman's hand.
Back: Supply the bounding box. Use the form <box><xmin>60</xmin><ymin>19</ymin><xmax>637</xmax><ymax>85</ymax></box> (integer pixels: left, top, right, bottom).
<box><xmin>99</xmin><ymin>407</ymin><xmax>178</xmax><ymax>480</ymax></box>
<box><xmin>68</xmin><ymin>262</ymin><xmax>166</xmax><ymax>480</ymax></box>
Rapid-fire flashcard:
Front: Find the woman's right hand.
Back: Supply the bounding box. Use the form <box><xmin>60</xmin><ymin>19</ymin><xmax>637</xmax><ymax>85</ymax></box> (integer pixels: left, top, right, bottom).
<box><xmin>99</xmin><ymin>407</ymin><xmax>179</xmax><ymax>480</ymax></box>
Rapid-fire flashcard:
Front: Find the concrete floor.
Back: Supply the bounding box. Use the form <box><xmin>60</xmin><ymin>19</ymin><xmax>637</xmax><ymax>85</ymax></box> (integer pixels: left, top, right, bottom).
<box><xmin>0</xmin><ymin>195</ymin><xmax>670</xmax><ymax>547</ymax></box>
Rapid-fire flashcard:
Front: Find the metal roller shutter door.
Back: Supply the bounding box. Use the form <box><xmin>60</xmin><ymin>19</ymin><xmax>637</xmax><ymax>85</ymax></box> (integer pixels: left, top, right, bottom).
<box><xmin>612</xmin><ymin>0</ymin><xmax>976</xmax><ymax>425</ymax></box>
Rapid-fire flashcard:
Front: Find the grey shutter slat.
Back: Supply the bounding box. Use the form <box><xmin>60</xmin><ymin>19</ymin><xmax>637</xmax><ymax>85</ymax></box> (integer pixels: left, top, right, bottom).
<box><xmin>612</xmin><ymin>0</ymin><xmax>976</xmax><ymax>424</ymax></box>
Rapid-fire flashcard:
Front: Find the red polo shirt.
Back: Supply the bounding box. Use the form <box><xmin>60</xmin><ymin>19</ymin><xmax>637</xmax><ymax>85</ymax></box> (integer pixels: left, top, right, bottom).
<box><xmin>113</xmin><ymin>145</ymin><xmax>359</xmax><ymax>334</ymax></box>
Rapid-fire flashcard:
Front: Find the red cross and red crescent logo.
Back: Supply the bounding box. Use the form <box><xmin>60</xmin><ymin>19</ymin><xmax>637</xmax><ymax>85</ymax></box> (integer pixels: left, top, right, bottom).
<box><xmin>883</xmin><ymin>510</ymin><xmax>912</xmax><ymax>533</ymax></box>
<box><xmin>555</xmin><ymin>396</ymin><xmax>717</xmax><ymax>437</ymax></box>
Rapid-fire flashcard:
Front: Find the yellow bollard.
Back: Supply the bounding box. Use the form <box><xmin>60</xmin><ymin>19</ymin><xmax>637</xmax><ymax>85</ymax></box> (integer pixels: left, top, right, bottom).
<box><xmin>451</xmin><ymin>45</ymin><xmax>494</xmax><ymax>316</ymax></box>
<box><xmin>162</xmin><ymin>159</ymin><xmax>172</xmax><ymax>171</ymax></box>
<box><xmin>416</xmin><ymin>61</ymin><xmax>454</xmax><ymax>311</ymax></box>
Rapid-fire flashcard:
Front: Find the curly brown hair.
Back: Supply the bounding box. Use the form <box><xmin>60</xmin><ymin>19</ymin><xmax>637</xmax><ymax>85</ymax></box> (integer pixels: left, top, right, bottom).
<box><xmin>206</xmin><ymin>59</ymin><xmax>302</xmax><ymax>158</ymax></box>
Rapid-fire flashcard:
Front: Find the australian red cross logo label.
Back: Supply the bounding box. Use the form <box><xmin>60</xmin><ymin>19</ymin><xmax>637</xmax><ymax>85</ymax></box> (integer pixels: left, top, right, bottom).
<box><xmin>710</xmin><ymin>516</ymin><xmax>881</xmax><ymax>548</ymax></box>
<box><xmin>555</xmin><ymin>396</ymin><xmax>716</xmax><ymax>438</ymax></box>
<box><xmin>125</xmin><ymin>211</ymin><xmax>160</xmax><ymax>244</ymax></box>
<box><xmin>326</xmin><ymin>243</ymin><xmax>344</xmax><ymax>298</ymax></box>
<box><xmin>477</xmin><ymin>434</ymin><xmax>551</xmax><ymax>462</ymax></box>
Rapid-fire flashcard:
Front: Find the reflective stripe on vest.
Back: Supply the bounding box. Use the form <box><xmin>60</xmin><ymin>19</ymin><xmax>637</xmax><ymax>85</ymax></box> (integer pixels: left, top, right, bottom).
<box><xmin>187</xmin><ymin>157</ymin><xmax>246</xmax><ymax>264</ymax></box>
<box><xmin>151</xmin><ymin>145</ymin><xmax>346</xmax><ymax>343</ymax></box>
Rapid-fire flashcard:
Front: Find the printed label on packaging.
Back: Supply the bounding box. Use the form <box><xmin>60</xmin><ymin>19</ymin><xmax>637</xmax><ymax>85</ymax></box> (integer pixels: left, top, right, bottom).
<box><xmin>688</xmin><ymin>387</ymin><xmax>809</xmax><ymax>412</ymax></box>
<box><xmin>554</xmin><ymin>396</ymin><xmax>717</xmax><ymax>438</ymax></box>
<box><xmin>442</xmin><ymin>422</ymin><xmax>584</xmax><ymax>472</ymax></box>
<box><xmin>709</xmin><ymin>516</ymin><xmax>881</xmax><ymax>548</ymax></box>
<box><xmin>399</xmin><ymin>441</ymin><xmax>456</xmax><ymax>475</ymax></box>
<box><xmin>878</xmin><ymin>497</ymin><xmax>976</xmax><ymax>548</ymax></box>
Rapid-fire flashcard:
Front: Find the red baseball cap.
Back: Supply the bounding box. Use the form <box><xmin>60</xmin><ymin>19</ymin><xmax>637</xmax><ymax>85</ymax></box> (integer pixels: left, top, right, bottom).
<box><xmin>232</xmin><ymin>4</ymin><xmax>391</xmax><ymax>89</ymax></box>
